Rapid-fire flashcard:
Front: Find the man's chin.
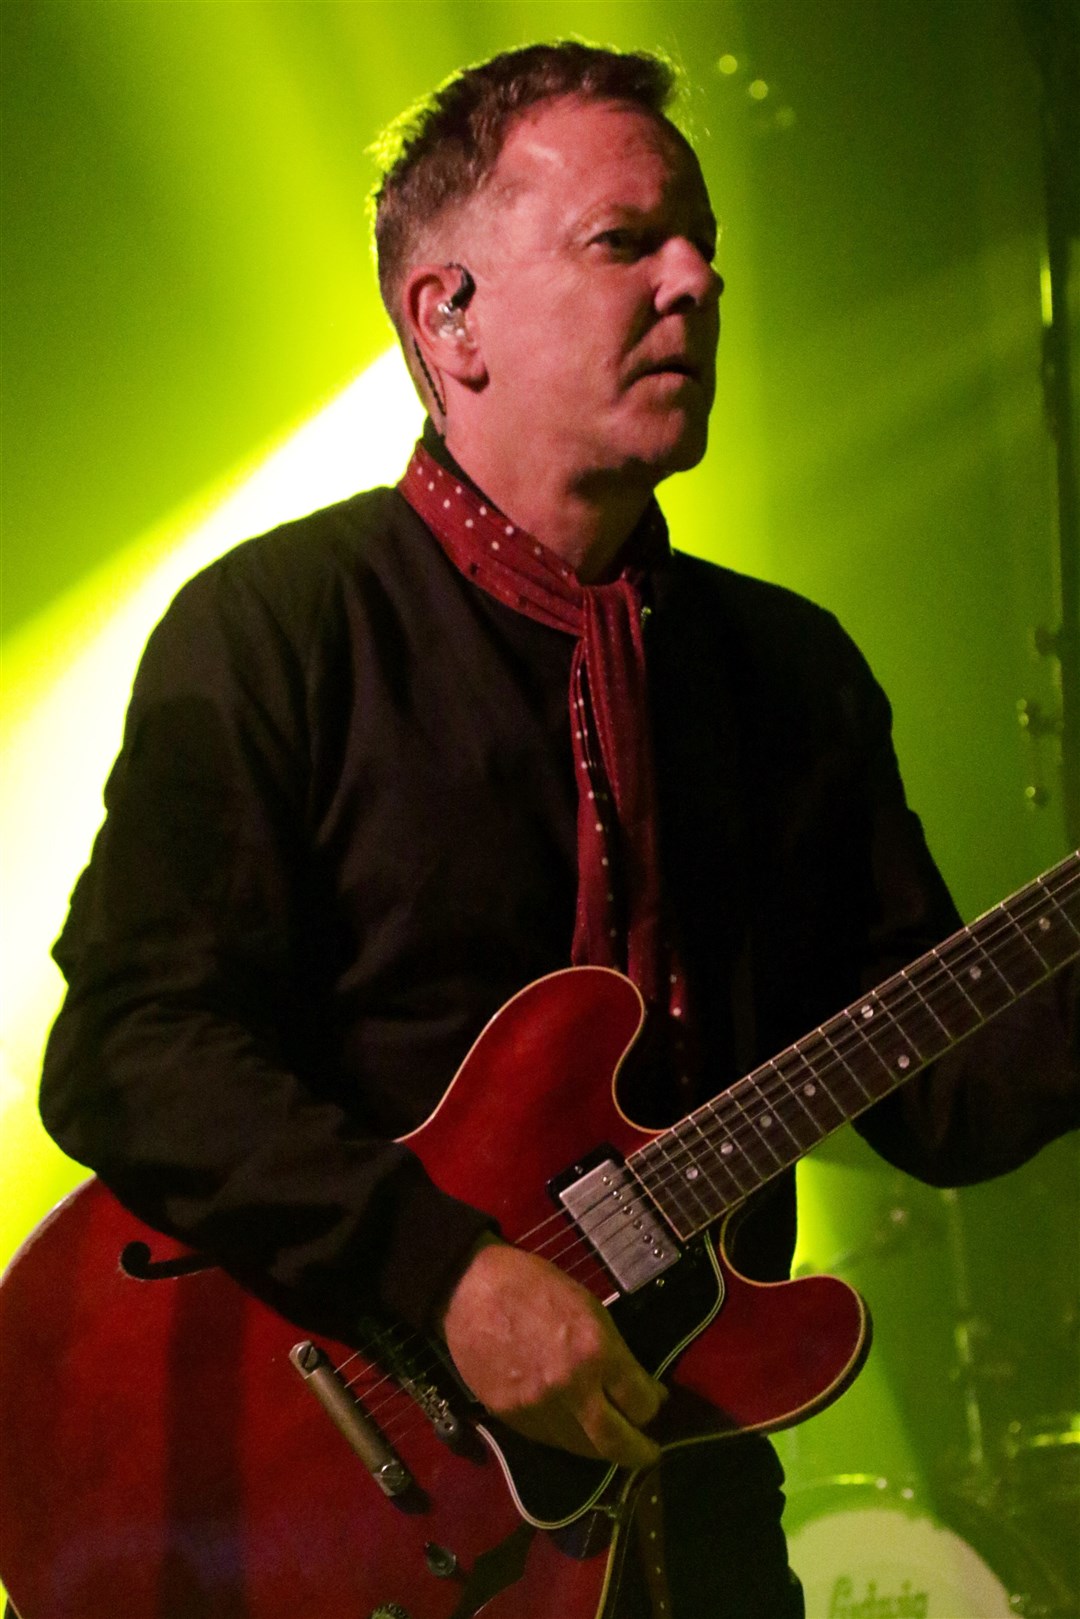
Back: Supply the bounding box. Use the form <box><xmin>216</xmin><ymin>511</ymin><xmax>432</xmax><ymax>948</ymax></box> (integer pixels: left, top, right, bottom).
<box><xmin>635</xmin><ymin>416</ymin><xmax>711</xmax><ymax>480</ymax></box>
<box><xmin>581</xmin><ymin>409</ymin><xmax>712</xmax><ymax>489</ymax></box>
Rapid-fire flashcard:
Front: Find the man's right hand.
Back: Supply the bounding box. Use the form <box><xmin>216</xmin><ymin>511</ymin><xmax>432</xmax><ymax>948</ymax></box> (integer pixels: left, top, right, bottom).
<box><xmin>440</xmin><ymin>1236</ymin><xmax>665</xmax><ymax>1471</ymax></box>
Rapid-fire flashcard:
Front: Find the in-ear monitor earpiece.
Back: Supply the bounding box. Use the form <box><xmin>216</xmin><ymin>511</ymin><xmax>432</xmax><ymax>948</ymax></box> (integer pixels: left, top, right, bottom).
<box><xmin>438</xmin><ymin>264</ymin><xmax>476</xmax><ymax>325</ymax></box>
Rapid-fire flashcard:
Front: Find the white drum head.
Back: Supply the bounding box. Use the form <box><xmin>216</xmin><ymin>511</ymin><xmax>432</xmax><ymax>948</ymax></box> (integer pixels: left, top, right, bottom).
<box><xmin>788</xmin><ymin>1501</ymin><xmax>1015</xmax><ymax>1619</ymax></box>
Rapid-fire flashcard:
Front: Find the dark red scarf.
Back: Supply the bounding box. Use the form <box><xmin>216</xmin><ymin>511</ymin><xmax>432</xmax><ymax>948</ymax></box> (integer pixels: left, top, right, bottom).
<box><xmin>399</xmin><ymin>441</ymin><xmax>690</xmax><ymax>1045</ymax></box>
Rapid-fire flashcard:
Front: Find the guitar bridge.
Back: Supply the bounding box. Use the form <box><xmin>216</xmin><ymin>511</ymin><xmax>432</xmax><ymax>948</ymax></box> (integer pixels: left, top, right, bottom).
<box><xmin>554</xmin><ymin>1153</ymin><xmax>679</xmax><ymax>1293</ymax></box>
<box><xmin>290</xmin><ymin>1341</ymin><xmax>413</xmax><ymax>1497</ymax></box>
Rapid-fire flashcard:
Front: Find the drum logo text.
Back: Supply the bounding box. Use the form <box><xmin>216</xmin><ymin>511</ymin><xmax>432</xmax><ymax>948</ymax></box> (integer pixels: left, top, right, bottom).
<box><xmin>828</xmin><ymin>1577</ymin><xmax>929</xmax><ymax>1618</ymax></box>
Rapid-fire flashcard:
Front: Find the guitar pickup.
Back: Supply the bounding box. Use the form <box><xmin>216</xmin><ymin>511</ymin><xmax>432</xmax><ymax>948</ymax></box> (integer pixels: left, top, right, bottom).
<box><xmin>555</xmin><ymin>1155</ymin><xmax>679</xmax><ymax>1294</ymax></box>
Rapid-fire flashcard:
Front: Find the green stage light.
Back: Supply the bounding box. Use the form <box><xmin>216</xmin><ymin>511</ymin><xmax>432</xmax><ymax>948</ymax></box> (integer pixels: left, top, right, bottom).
<box><xmin>0</xmin><ymin>347</ymin><xmax>423</xmax><ymax>1270</ymax></box>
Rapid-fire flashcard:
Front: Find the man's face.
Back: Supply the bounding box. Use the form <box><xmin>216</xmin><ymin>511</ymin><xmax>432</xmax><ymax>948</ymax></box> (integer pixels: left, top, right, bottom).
<box><xmin>461</xmin><ymin>97</ymin><xmax>722</xmax><ymax>489</ymax></box>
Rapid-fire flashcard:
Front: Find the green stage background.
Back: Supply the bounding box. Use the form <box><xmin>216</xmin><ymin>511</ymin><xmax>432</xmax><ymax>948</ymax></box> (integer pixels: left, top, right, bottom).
<box><xmin>2</xmin><ymin>0</ymin><xmax>1077</xmax><ymax>1597</ymax></box>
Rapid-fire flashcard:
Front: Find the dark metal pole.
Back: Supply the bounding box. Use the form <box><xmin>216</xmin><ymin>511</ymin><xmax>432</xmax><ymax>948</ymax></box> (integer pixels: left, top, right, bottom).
<box><xmin>1019</xmin><ymin>0</ymin><xmax>1080</xmax><ymax>849</ymax></box>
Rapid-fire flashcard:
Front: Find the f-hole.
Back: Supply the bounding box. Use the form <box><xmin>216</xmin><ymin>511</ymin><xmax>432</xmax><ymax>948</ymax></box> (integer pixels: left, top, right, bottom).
<box><xmin>119</xmin><ymin>1241</ymin><xmax>216</xmax><ymax>1281</ymax></box>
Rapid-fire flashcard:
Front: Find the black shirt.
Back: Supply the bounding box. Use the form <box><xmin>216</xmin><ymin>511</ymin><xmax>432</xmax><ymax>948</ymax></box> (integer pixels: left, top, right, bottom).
<box><xmin>39</xmin><ymin>479</ymin><xmax>1080</xmax><ymax>1343</ymax></box>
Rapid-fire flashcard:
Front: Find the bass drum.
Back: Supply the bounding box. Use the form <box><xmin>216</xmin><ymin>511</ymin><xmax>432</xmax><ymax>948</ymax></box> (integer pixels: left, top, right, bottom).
<box><xmin>785</xmin><ymin>1475</ymin><xmax>1069</xmax><ymax>1619</ymax></box>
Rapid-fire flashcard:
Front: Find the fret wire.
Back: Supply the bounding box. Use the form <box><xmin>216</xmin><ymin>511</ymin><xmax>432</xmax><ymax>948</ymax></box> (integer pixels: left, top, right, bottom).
<box><xmin>762</xmin><ymin>1078</ymin><xmax>822</xmax><ymax>1151</ymax></box>
<box><xmin>1038</xmin><ymin>918</ymin><xmax>1080</xmax><ymax>974</ymax></box>
<box><xmin>682</xmin><ymin>1109</ymin><xmax>752</xmax><ymax>1199</ymax></box>
<box><xmin>522</xmin><ymin>868</ymin><xmax>1080</xmax><ymax>1270</ymax></box>
<box><xmin>640</xmin><ymin>991</ymin><xmax>919</xmax><ymax>1220</ymax></box>
<box><xmin>960</xmin><ymin>908</ymin><xmax>1046</xmax><ymax>975</ymax></box>
<box><xmin>797</xmin><ymin>1024</ymin><xmax>865</xmax><ymax>1095</ymax></box>
<box><xmin>892</xmin><ymin>964</ymin><xmax>952</xmax><ymax>1048</ymax></box>
<box><xmin>1008</xmin><ymin>874</ymin><xmax>1077</xmax><ymax>941</ymax></box>
<box><xmin>1024</xmin><ymin>889</ymin><xmax>1080</xmax><ymax>970</ymax></box>
<box><xmin>673</xmin><ymin>1114</ymin><xmax>746</xmax><ymax>1216</ymax></box>
<box><xmin>1046</xmin><ymin>882</ymin><xmax>1080</xmax><ymax>940</ymax></box>
<box><xmin>867</xmin><ymin>990</ymin><xmax>939</xmax><ymax>1068</ymax></box>
<box><xmin>635</xmin><ymin>1135</ymin><xmax>709</xmax><ymax>1231</ymax></box>
<box><xmin>965</xmin><ymin>867</ymin><xmax>1075</xmax><ymax>951</ymax></box>
<box><xmin>645</xmin><ymin>1126</ymin><xmax>724</xmax><ymax>1226</ymax></box>
<box><xmin>696</xmin><ymin>1086</ymin><xmax>795</xmax><ymax>1190</ymax></box>
<box><xmin>938</xmin><ymin>929</ymin><xmax>1015</xmax><ymax>1011</ymax></box>
<box><xmin>663</xmin><ymin>1119</ymin><xmax>728</xmax><ymax>1222</ymax></box>
<box><xmin>911</xmin><ymin>949</ymin><xmax>985</xmax><ymax>1036</ymax></box>
<box><xmin>1009</xmin><ymin>912</ymin><xmax>1055</xmax><ymax>973</ymax></box>
<box><xmin>626</xmin><ymin>856</ymin><xmax>1080</xmax><ymax>1238</ymax></box>
<box><xmin>995</xmin><ymin>908</ymin><xmax>1056</xmax><ymax>980</ymax></box>
<box><xmin>663</xmin><ymin>880</ymin><xmax>1042</xmax><ymax>1198</ymax></box>
<box><xmin>770</xmin><ymin>871</ymin><xmax>1076</xmax><ymax>1135</ymax></box>
<box><xmin>928</xmin><ymin>942</ymin><xmax>982</xmax><ymax>1017</ymax></box>
<box><xmin>634</xmin><ymin>1095</ymin><xmax>772</xmax><ymax>1230</ymax></box>
<box><xmin>788</xmin><ymin>1035</ymin><xmax>872</xmax><ymax>1132</ymax></box>
<box><xmin>719</xmin><ymin>1079</ymin><xmax>787</xmax><ymax>1172</ymax></box>
<box><xmin>780</xmin><ymin>1029</ymin><xmax>871</xmax><ymax>1129</ymax></box>
<box><xmin>870</xmin><ymin>1026</ymin><xmax>924</xmax><ymax>1084</ymax></box>
<box><xmin>990</xmin><ymin>935</ymin><xmax>1047</xmax><ymax>992</ymax></box>
<box><xmin>775</xmin><ymin>1047</ymin><xmax>849</xmax><ymax>1131</ymax></box>
<box><xmin>817</xmin><ymin>1013</ymin><xmax>889</xmax><ymax>1101</ymax></box>
<box><xmin>1042</xmin><ymin>883</ymin><xmax>1080</xmax><ymax>931</ymax></box>
<box><xmin>741</xmin><ymin>1070</ymin><xmax>804</xmax><ymax>1156</ymax></box>
<box><xmin>650</xmin><ymin>1113</ymin><xmax>709</xmax><ymax>1191</ymax></box>
<box><xmin>682</xmin><ymin>1086</ymin><xmax>783</xmax><ymax>1201</ymax></box>
<box><xmin>761</xmin><ymin>1056</ymin><xmax>834</xmax><ymax>1147</ymax></box>
<box><xmin>678</xmin><ymin>1089</ymin><xmax>786</xmax><ymax>1205</ymax></box>
<box><xmin>843</xmin><ymin>993</ymin><xmax>926</xmax><ymax>1088</ymax></box>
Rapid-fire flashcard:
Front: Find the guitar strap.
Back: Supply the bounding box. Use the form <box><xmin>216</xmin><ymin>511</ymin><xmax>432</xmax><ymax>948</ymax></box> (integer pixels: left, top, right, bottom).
<box><xmin>633</xmin><ymin>1482</ymin><xmax>676</xmax><ymax>1619</ymax></box>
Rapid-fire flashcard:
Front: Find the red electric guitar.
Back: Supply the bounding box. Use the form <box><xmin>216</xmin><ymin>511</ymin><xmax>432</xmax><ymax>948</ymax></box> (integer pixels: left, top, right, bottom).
<box><xmin>1</xmin><ymin>853</ymin><xmax>1077</xmax><ymax>1619</ymax></box>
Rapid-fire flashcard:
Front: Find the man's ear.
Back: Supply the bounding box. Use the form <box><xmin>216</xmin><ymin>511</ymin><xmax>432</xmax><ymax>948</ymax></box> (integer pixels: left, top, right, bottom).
<box><xmin>403</xmin><ymin>264</ymin><xmax>487</xmax><ymax>392</ymax></box>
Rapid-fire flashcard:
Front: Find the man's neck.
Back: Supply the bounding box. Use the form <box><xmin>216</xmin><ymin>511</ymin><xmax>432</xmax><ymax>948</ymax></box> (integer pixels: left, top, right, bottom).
<box><xmin>441</xmin><ymin>427</ymin><xmax>654</xmax><ymax>584</ymax></box>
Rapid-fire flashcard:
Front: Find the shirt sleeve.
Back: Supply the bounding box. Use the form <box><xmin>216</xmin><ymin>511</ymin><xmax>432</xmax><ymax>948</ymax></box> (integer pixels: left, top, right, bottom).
<box><xmin>841</xmin><ymin>633</ymin><xmax>1080</xmax><ymax>1183</ymax></box>
<box><xmin>39</xmin><ymin>544</ymin><xmax>494</xmax><ymax>1342</ymax></box>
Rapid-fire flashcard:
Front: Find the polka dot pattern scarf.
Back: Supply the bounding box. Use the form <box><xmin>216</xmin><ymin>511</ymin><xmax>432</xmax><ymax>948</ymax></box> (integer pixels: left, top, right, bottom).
<box><xmin>400</xmin><ymin>440</ymin><xmax>691</xmax><ymax>1049</ymax></box>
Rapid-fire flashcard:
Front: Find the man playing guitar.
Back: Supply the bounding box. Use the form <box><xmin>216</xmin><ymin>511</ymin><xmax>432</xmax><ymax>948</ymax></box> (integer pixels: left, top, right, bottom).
<box><xmin>20</xmin><ymin>41</ymin><xmax>1078</xmax><ymax>1619</ymax></box>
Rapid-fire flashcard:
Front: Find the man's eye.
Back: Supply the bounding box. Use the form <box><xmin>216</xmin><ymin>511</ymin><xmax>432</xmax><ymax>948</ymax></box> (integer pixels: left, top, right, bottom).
<box><xmin>593</xmin><ymin>228</ymin><xmax>717</xmax><ymax>265</ymax></box>
<box><xmin>594</xmin><ymin>229</ymin><xmax>643</xmax><ymax>256</ymax></box>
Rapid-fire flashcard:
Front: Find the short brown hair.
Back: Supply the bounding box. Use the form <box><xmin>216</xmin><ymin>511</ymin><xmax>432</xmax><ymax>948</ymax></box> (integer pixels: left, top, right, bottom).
<box><xmin>371</xmin><ymin>41</ymin><xmax>680</xmax><ymax>323</ymax></box>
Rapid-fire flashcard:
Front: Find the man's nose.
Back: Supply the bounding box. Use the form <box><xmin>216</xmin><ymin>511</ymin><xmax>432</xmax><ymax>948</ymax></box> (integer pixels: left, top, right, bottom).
<box><xmin>656</xmin><ymin>239</ymin><xmax>724</xmax><ymax>313</ymax></box>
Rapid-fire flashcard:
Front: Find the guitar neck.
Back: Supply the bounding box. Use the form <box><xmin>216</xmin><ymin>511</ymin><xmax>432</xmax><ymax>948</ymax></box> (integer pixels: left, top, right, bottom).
<box><xmin>631</xmin><ymin>850</ymin><xmax>1080</xmax><ymax>1238</ymax></box>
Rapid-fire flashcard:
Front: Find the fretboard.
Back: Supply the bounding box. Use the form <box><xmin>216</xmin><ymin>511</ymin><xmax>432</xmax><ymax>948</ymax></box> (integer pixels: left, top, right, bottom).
<box><xmin>630</xmin><ymin>850</ymin><xmax>1080</xmax><ymax>1239</ymax></box>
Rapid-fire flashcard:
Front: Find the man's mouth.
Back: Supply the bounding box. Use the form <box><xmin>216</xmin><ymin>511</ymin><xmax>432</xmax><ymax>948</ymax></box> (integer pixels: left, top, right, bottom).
<box><xmin>637</xmin><ymin>357</ymin><xmax>702</xmax><ymax>383</ymax></box>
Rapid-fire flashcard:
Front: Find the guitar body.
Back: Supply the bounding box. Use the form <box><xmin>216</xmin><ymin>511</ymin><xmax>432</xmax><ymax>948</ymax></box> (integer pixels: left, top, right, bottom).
<box><xmin>0</xmin><ymin>968</ymin><xmax>868</xmax><ymax>1619</ymax></box>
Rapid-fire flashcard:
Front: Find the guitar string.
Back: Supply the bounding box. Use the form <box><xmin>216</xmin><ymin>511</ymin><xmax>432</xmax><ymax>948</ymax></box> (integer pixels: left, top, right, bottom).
<box><xmin>337</xmin><ymin>862</ymin><xmax>1080</xmax><ymax>1427</ymax></box>
<box><xmin>597</xmin><ymin>870</ymin><xmax>1080</xmax><ymax>1266</ymax></box>
<box><xmin>335</xmin><ymin>863</ymin><xmax>1080</xmax><ymax>1437</ymax></box>
<box><xmin>344</xmin><ymin>859</ymin><xmax>1080</xmax><ymax>1422</ymax></box>
<box><xmin>516</xmin><ymin>861</ymin><xmax>1080</xmax><ymax>1263</ymax></box>
<box><xmin>378</xmin><ymin>908</ymin><xmax>1080</xmax><ymax>1440</ymax></box>
<box><xmin>350</xmin><ymin>873</ymin><xmax>1080</xmax><ymax>1449</ymax></box>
